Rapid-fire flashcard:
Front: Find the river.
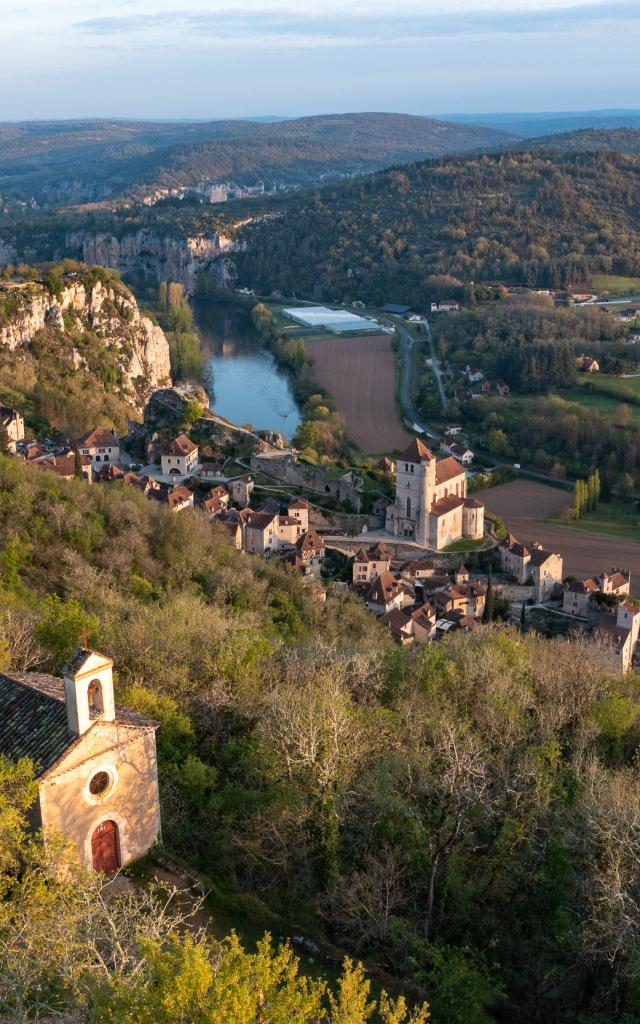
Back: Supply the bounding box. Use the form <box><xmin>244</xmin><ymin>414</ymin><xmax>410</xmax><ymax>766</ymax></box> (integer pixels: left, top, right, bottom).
<box><xmin>196</xmin><ymin>303</ymin><xmax>301</xmax><ymax>439</ymax></box>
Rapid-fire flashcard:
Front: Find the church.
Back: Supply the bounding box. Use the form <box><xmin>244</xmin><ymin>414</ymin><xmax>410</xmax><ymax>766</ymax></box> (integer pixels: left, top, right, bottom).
<box><xmin>385</xmin><ymin>438</ymin><xmax>485</xmax><ymax>549</ymax></box>
<box><xmin>0</xmin><ymin>647</ymin><xmax>161</xmax><ymax>873</ymax></box>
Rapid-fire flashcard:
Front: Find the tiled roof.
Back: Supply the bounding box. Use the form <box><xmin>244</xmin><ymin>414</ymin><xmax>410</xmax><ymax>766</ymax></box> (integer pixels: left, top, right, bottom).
<box><xmin>605</xmin><ymin>571</ymin><xmax>630</xmax><ymax>591</ymax></box>
<box><xmin>431</xmin><ymin>495</ymin><xmax>464</xmax><ymax>517</ymax></box>
<box><xmin>399</xmin><ymin>438</ymin><xmax>434</xmax><ymax>463</ymax></box>
<box><xmin>296</xmin><ymin>530</ymin><xmax>325</xmax><ymax>554</ymax></box>
<box><xmin>435</xmin><ymin>457</ymin><xmax>465</xmax><ymax>486</ymax></box>
<box><xmin>288</xmin><ymin>498</ymin><xmax>310</xmax><ymax>510</ymax></box>
<box><xmin>246</xmin><ymin>511</ymin><xmax>278</xmax><ymax>530</ymax></box>
<box><xmin>0</xmin><ymin>673</ymin><xmax>77</xmax><ymax>774</ymax></box>
<box><xmin>79</xmin><ymin>427</ymin><xmax>118</xmax><ymax>448</ymax></box>
<box><xmin>0</xmin><ymin>671</ymin><xmax>158</xmax><ymax>777</ymax></box>
<box><xmin>164</xmin><ymin>434</ymin><xmax>198</xmax><ymax>457</ymax></box>
<box><xmin>529</xmin><ymin>547</ymin><xmax>557</xmax><ymax>567</ymax></box>
<box><xmin>463</xmin><ymin>497</ymin><xmax>484</xmax><ymax>509</ymax></box>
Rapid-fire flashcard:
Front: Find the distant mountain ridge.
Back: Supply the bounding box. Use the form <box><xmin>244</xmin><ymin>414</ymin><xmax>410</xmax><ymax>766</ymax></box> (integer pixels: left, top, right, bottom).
<box><xmin>437</xmin><ymin>109</ymin><xmax>640</xmax><ymax>138</ymax></box>
<box><xmin>0</xmin><ymin>112</ymin><xmax>516</xmax><ymax>204</ymax></box>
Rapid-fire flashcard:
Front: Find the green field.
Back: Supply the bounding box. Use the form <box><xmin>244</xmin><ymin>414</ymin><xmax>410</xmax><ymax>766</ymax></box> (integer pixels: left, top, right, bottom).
<box><xmin>590</xmin><ymin>273</ymin><xmax>640</xmax><ymax>296</ymax></box>
<box><xmin>546</xmin><ymin>501</ymin><xmax>640</xmax><ymax>542</ymax></box>
<box><xmin>559</xmin><ymin>388</ymin><xmax>640</xmax><ymax>424</ymax></box>
<box><xmin>443</xmin><ymin>538</ymin><xmax>491</xmax><ymax>553</ymax></box>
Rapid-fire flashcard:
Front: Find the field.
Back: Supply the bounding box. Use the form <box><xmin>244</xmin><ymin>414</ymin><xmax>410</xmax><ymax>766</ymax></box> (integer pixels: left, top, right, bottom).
<box><xmin>483</xmin><ymin>479</ymin><xmax>640</xmax><ymax>595</ymax></box>
<box><xmin>559</xmin><ymin>388</ymin><xmax>640</xmax><ymax>424</ymax></box>
<box><xmin>547</xmin><ymin>501</ymin><xmax>640</xmax><ymax>542</ymax></box>
<box><xmin>305</xmin><ymin>334</ymin><xmax>413</xmax><ymax>454</ymax></box>
<box><xmin>590</xmin><ymin>273</ymin><xmax>640</xmax><ymax>295</ymax></box>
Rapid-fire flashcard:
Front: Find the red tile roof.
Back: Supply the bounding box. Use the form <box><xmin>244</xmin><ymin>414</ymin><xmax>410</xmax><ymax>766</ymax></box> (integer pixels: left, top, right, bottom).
<box><xmin>399</xmin><ymin>438</ymin><xmax>434</xmax><ymax>463</ymax></box>
<box><xmin>79</xmin><ymin>427</ymin><xmax>118</xmax><ymax>448</ymax></box>
<box><xmin>435</xmin><ymin>457</ymin><xmax>465</xmax><ymax>486</ymax></box>
<box><xmin>164</xmin><ymin>434</ymin><xmax>198</xmax><ymax>457</ymax></box>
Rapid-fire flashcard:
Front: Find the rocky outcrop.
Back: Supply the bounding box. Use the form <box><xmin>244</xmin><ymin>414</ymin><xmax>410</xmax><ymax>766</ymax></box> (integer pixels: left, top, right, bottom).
<box><xmin>0</xmin><ymin>277</ymin><xmax>171</xmax><ymax>409</ymax></box>
<box><xmin>68</xmin><ymin>229</ymin><xmax>239</xmax><ymax>293</ymax></box>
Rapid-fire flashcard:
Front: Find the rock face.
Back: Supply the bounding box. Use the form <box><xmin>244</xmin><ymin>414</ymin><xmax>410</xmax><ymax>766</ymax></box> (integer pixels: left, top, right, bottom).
<box><xmin>68</xmin><ymin>229</ymin><xmax>238</xmax><ymax>293</ymax></box>
<box><xmin>0</xmin><ymin>277</ymin><xmax>171</xmax><ymax>409</ymax></box>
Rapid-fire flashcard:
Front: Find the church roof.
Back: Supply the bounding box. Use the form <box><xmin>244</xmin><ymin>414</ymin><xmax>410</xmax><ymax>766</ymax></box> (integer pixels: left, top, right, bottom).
<box><xmin>435</xmin><ymin>457</ymin><xmax>465</xmax><ymax>486</ymax></box>
<box><xmin>398</xmin><ymin>437</ymin><xmax>434</xmax><ymax>463</ymax></box>
<box><xmin>0</xmin><ymin>671</ymin><xmax>157</xmax><ymax>778</ymax></box>
<box><xmin>0</xmin><ymin>673</ymin><xmax>77</xmax><ymax>775</ymax></box>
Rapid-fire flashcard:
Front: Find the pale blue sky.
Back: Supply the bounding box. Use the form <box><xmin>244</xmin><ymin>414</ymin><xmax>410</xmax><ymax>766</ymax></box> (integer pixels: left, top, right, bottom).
<box><xmin>2</xmin><ymin>0</ymin><xmax>639</xmax><ymax>120</ymax></box>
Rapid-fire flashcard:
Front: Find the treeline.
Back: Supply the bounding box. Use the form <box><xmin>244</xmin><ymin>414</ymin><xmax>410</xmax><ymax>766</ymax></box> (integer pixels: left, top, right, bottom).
<box><xmin>4</xmin><ymin>459</ymin><xmax>640</xmax><ymax>1020</ymax></box>
<box><xmin>467</xmin><ymin>393</ymin><xmax>640</xmax><ymax>490</ymax></box>
<box><xmin>433</xmin><ymin>300</ymin><xmax>637</xmax><ymax>392</ymax></box>
<box><xmin>573</xmin><ymin>470</ymin><xmax>601</xmax><ymax>518</ymax></box>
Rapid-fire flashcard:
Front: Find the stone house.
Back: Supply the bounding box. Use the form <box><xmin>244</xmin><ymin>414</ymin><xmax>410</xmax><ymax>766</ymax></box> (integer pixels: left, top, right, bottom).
<box><xmin>599</xmin><ymin>569</ymin><xmax>631</xmax><ymax>597</ymax></box>
<box><xmin>0</xmin><ymin>648</ymin><xmax>161</xmax><ymax>872</ymax></box>
<box><xmin>292</xmin><ymin>530</ymin><xmax>326</xmax><ymax>579</ymax></box>
<box><xmin>365</xmin><ymin>571</ymin><xmax>406</xmax><ymax>615</ymax></box>
<box><xmin>581</xmin><ymin>356</ymin><xmax>600</xmax><ymax>373</ymax></box>
<box><xmin>230</xmin><ymin>475</ymin><xmax>254</xmax><ymax>508</ymax></box>
<box><xmin>35</xmin><ymin>452</ymin><xmax>93</xmax><ymax>483</ymax></box>
<box><xmin>243</xmin><ymin>511</ymin><xmax>279</xmax><ymax>556</ymax></box>
<box><xmin>1</xmin><ymin>406</ymin><xmax>25</xmax><ymax>451</ymax></box>
<box><xmin>529</xmin><ymin>545</ymin><xmax>564</xmax><ymax>602</ymax></box>
<box><xmin>78</xmin><ymin>428</ymin><xmax>120</xmax><ymax>470</ymax></box>
<box><xmin>161</xmin><ymin>434</ymin><xmax>199</xmax><ymax>477</ymax></box>
<box><xmin>352</xmin><ymin>542</ymin><xmax>392</xmax><ymax>586</ymax></box>
<box><xmin>563</xmin><ymin>579</ymin><xmax>595</xmax><ymax>616</ymax></box>
<box><xmin>287</xmin><ymin>497</ymin><xmax>311</xmax><ymax>532</ymax></box>
<box><xmin>152</xmin><ymin>484</ymin><xmax>194</xmax><ymax>513</ymax></box>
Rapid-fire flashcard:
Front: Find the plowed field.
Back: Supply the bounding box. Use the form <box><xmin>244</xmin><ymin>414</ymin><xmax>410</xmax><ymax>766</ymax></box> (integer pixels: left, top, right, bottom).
<box><xmin>305</xmin><ymin>334</ymin><xmax>413</xmax><ymax>454</ymax></box>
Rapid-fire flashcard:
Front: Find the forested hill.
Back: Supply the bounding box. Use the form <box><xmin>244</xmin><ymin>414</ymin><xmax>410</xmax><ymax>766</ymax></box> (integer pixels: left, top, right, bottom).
<box><xmin>522</xmin><ymin>127</ymin><xmax>640</xmax><ymax>156</ymax></box>
<box><xmin>0</xmin><ymin>113</ymin><xmax>515</xmax><ymax>204</ymax></box>
<box><xmin>232</xmin><ymin>148</ymin><xmax>640</xmax><ymax>304</ymax></box>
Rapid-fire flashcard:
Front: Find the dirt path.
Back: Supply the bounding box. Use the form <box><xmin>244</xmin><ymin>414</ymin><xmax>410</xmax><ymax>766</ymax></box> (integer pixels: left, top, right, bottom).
<box><xmin>483</xmin><ymin>480</ymin><xmax>640</xmax><ymax>594</ymax></box>
<box><xmin>305</xmin><ymin>334</ymin><xmax>413</xmax><ymax>454</ymax></box>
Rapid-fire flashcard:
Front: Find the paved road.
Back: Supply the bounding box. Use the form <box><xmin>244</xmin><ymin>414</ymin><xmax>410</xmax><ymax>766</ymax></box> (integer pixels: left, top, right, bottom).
<box><xmin>419</xmin><ymin>315</ymin><xmax>448</xmax><ymax>413</ymax></box>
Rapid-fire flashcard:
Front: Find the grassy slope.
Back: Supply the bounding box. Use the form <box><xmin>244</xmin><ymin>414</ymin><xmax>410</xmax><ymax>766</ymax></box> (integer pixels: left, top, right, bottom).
<box><xmin>546</xmin><ymin>501</ymin><xmax>640</xmax><ymax>542</ymax></box>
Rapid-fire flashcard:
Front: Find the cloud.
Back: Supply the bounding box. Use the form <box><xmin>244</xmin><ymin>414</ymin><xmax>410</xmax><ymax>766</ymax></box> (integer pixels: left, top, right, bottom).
<box><xmin>73</xmin><ymin>1</ymin><xmax>640</xmax><ymax>45</ymax></box>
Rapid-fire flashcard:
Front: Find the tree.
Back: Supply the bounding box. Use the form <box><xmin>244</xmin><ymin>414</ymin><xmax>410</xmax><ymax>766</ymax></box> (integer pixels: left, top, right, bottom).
<box><xmin>520</xmin><ymin>601</ymin><xmax>526</xmax><ymax>631</ymax></box>
<box><xmin>251</xmin><ymin>302</ymin><xmax>274</xmax><ymax>339</ymax></box>
<box><xmin>483</xmin><ymin>568</ymin><xmax>494</xmax><ymax>624</ymax></box>
<box><xmin>74</xmin><ymin>445</ymin><xmax>83</xmax><ymax>479</ymax></box>
<box><xmin>34</xmin><ymin>595</ymin><xmax>97</xmax><ymax>671</ymax></box>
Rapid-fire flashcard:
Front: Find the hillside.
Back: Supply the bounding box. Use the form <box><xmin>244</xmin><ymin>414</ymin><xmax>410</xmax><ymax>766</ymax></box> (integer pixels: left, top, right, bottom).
<box><xmin>0</xmin><ymin>263</ymin><xmax>171</xmax><ymax>434</ymax></box>
<box><xmin>0</xmin><ymin>113</ymin><xmax>516</xmax><ymax>204</ymax></box>
<box><xmin>3</xmin><ymin>455</ymin><xmax>640</xmax><ymax>1021</ymax></box>
<box><xmin>230</xmin><ymin>148</ymin><xmax>640</xmax><ymax>303</ymax></box>
<box><xmin>522</xmin><ymin>127</ymin><xmax>640</xmax><ymax>156</ymax></box>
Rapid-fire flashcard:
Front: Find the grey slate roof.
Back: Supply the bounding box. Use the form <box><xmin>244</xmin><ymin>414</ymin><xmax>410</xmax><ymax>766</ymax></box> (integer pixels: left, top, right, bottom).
<box><xmin>0</xmin><ymin>672</ymin><xmax>77</xmax><ymax>775</ymax></box>
<box><xmin>0</xmin><ymin>671</ymin><xmax>158</xmax><ymax>777</ymax></box>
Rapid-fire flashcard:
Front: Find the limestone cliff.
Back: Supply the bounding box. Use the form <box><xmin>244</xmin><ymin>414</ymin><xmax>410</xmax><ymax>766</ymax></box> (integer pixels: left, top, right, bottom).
<box><xmin>68</xmin><ymin>229</ymin><xmax>238</xmax><ymax>293</ymax></box>
<box><xmin>0</xmin><ymin>275</ymin><xmax>171</xmax><ymax>411</ymax></box>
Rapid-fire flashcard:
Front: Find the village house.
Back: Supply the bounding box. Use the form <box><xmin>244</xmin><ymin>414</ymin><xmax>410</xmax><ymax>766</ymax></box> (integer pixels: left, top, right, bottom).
<box><xmin>563</xmin><ymin>579</ymin><xmax>598</xmax><ymax>616</ymax></box>
<box><xmin>599</xmin><ymin>568</ymin><xmax>631</xmax><ymax>597</ymax></box>
<box><xmin>78</xmin><ymin>428</ymin><xmax>120</xmax><ymax>469</ymax></box>
<box><xmin>352</xmin><ymin>541</ymin><xmax>392</xmax><ymax>586</ymax></box>
<box><xmin>499</xmin><ymin>534</ymin><xmax>563</xmax><ymax>601</ymax></box>
<box><xmin>203</xmin><ymin>485</ymin><xmax>230</xmax><ymax>508</ymax></box>
<box><xmin>580</xmin><ymin>356</ymin><xmax>600</xmax><ymax>373</ymax></box>
<box><xmin>243</xmin><ymin>511</ymin><xmax>279</xmax><ymax>556</ymax></box>
<box><xmin>385</xmin><ymin>438</ymin><xmax>484</xmax><ymax>549</ymax></box>
<box><xmin>161</xmin><ymin>434</ymin><xmax>199</xmax><ymax>477</ymax></box>
<box><xmin>449</xmin><ymin>442</ymin><xmax>474</xmax><ymax>465</ymax></box>
<box><xmin>162</xmin><ymin>484</ymin><xmax>194</xmax><ymax>513</ymax></box>
<box><xmin>404</xmin><ymin>558</ymin><xmax>437</xmax><ymax>580</ymax></box>
<box><xmin>431</xmin><ymin>300</ymin><xmax>460</xmax><ymax>313</ymax></box>
<box><xmin>230</xmin><ymin>474</ymin><xmax>254</xmax><ymax>508</ymax></box>
<box><xmin>1</xmin><ymin>406</ymin><xmax>25</xmax><ymax>452</ymax></box>
<box><xmin>287</xmin><ymin>497</ymin><xmax>311</xmax><ymax>532</ymax></box>
<box><xmin>364</xmin><ymin>571</ymin><xmax>407</xmax><ymax>615</ymax></box>
<box><xmin>496</xmin><ymin>381</ymin><xmax>511</xmax><ymax>397</ymax></box>
<box><xmin>35</xmin><ymin>452</ymin><xmax>93</xmax><ymax>483</ymax></box>
<box><xmin>465</xmin><ymin>365</ymin><xmax>484</xmax><ymax>383</ymax></box>
<box><xmin>0</xmin><ymin>647</ymin><xmax>161</xmax><ymax>872</ymax></box>
<box><xmin>290</xmin><ymin>530</ymin><xmax>326</xmax><ymax>580</ymax></box>
<box><xmin>276</xmin><ymin>514</ymin><xmax>304</xmax><ymax>548</ymax></box>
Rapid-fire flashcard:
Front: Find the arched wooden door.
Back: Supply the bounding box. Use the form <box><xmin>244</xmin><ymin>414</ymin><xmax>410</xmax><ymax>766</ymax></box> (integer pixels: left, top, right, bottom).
<box><xmin>91</xmin><ymin>820</ymin><xmax>120</xmax><ymax>873</ymax></box>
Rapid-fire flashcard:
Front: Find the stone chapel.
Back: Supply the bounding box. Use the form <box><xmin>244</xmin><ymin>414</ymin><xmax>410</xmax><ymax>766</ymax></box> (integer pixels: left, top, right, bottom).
<box><xmin>0</xmin><ymin>647</ymin><xmax>161</xmax><ymax>873</ymax></box>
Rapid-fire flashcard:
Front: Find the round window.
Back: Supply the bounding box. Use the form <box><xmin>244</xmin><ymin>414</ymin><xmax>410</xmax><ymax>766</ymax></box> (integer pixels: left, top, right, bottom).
<box><xmin>88</xmin><ymin>771</ymin><xmax>111</xmax><ymax>797</ymax></box>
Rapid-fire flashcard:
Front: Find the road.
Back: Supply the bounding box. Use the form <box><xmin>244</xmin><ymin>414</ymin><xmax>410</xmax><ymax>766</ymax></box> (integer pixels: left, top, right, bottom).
<box><xmin>373</xmin><ymin>311</ymin><xmax>444</xmax><ymax>439</ymax></box>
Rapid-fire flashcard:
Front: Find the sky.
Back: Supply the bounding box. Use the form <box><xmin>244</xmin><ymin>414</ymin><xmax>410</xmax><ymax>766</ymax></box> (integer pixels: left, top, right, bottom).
<box><xmin>2</xmin><ymin>0</ymin><xmax>640</xmax><ymax>120</ymax></box>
